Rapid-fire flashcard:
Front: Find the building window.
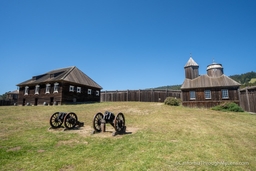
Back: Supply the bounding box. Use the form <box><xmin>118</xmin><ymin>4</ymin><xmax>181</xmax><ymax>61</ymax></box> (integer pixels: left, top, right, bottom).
<box><xmin>222</xmin><ymin>89</ymin><xmax>229</xmax><ymax>99</ymax></box>
<box><xmin>96</xmin><ymin>90</ymin><xmax>99</xmax><ymax>96</ymax></box>
<box><xmin>25</xmin><ymin>86</ymin><xmax>29</xmax><ymax>95</ymax></box>
<box><xmin>46</xmin><ymin>84</ymin><xmax>51</xmax><ymax>94</ymax></box>
<box><xmin>204</xmin><ymin>90</ymin><xmax>211</xmax><ymax>99</ymax></box>
<box><xmin>54</xmin><ymin>82</ymin><xmax>59</xmax><ymax>93</ymax></box>
<box><xmin>35</xmin><ymin>85</ymin><xmax>40</xmax><ymax>95</ymax></box>
<box><xmin>69</xmin><ymin>85</ymin><xmax>74</xmax><ymax>92</ymax></box>
<box><xmin>77</xmin><ymin>87</ymin><xmax>81</xmax><ymax>93</ymax></box>
<box><xmin>88</xmin><ymin>89</ymin><xmax>91</xmax><ymax>95</ymax></box>
<box><xmin>190</xmin><ymin>91</ymin><xmax>196</xmax><ymax>100</ymax></box>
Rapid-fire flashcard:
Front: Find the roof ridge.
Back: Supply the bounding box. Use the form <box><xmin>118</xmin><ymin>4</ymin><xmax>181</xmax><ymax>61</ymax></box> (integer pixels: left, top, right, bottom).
<box><xmin>61</xmin><ymin>66</ymin><xmax>76</xmax><ymax>80</ymax></box>
<box><xmin>46</xmin><ymin>66</ymin><xmax>73</xmax><ymax>74</ymax></box>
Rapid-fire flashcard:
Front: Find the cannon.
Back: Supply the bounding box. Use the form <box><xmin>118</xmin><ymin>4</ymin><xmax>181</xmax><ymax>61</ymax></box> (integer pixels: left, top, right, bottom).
<box><xmin>93</xmin><ymin>111</ymin><xmax>126</xmax><ymax>135</ymax></box>
<box><xmin>49</xmin><ymin>112</ymin><xmax>84</xmax><ymax>129</ymax></box>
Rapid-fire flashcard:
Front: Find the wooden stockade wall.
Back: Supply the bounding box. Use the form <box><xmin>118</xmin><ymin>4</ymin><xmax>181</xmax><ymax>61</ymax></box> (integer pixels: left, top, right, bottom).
<box><xmin>101</xmin><ymin>89</ymin><xmax>181</xmax><ymax>102</ymax></box>
<box><xmin>0</xmin><ymin>100</ymin><xmax>16</xmax><ymax>106</ymax></box>
<box><xmin>239</xmin><ymin>86</ymin><xmax>256</xmax><ymax>113</ymax></box>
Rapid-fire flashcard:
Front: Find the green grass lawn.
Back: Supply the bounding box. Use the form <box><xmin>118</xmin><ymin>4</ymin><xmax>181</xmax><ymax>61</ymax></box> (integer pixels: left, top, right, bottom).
<box><xmin>0</xmin><ymin>102</ymin><xmax>255</xmax><ymax>171</ymax></box>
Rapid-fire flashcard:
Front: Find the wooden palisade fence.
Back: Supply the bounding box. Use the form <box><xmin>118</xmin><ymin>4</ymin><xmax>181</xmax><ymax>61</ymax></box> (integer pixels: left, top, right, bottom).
<box><xmin>239</xmin><ymin>86</ymin><xmax>256</xmax><ymax>113</ymax></box>
<box><xmin>100</xmin><ymin>89</ymin><xmax>181</xmax><ymax>102</ymax></box>
<box><xmin>0</xmin><ymin>100</ymin><xmax>16</xmax><ymax>106</ymax></box>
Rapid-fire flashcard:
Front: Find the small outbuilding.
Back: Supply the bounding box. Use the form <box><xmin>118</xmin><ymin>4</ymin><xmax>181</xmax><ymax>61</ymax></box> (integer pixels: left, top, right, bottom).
<box><xmin>181</xmin><ymin>57</ymin><xmax>240</xmax><ymax>108</ymax></box>
<box><xmin>6</xmin><ymin>90</ymin><xmax>19</xmax><ymax>102</ymax></box>
<box><xmin>17</xmin><ymin>66</ymin><xmax>102</xmax><ymax>105</ymax></box>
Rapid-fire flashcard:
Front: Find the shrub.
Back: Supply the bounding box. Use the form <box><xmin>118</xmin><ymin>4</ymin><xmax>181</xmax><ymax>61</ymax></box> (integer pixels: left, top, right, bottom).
<box><xmin>164</xmin><ymin>97</ymin><xmax>180</xmax><ymax>106</ymax></box>
<box><xmin>211</xmin><ymin>102</ymin><xmax>244</xmax><ymax>112</ymax></box>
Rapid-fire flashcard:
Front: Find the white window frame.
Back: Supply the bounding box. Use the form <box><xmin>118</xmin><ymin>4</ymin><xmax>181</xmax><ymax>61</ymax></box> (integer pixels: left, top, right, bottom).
<box><xmin>190</xmin><ymin>91</ymin><xmax>196</xmax><ymax>100</ymax></box>
<box><xmin>45</xmin><ymin>84</ymin><xmax>51</xmax><ymax>94</ymax></box>
<box><xmin>88</xmin><ymin>89</ymin><xmax>91</xmax><ymax>95</ymax></box>
<box><xmin>69</xmin><ymin>85</ymin><xmax>74</xmax><ymax>92</ymax></box>
<box><xmin>96</xmin><ymin>90</ymin><xmax>99</xmax><ymax>96</ymax></box>
<box><xmin>204</xmin><ymin>90</ymin><xmax>211</xmax><ymax>99</ymax></box>
<box><xmin>35</xmin><ymin>85</ymin><xmax>40</xmax><ymax>95</ymax></box>
<box><xmin>25</xmin><ymin>86</ymin><xmax>29</xmax><ymax>95</ymax></box>
<box><xmin>53</xmin><ymin>82</ymin><xmax>59</xmax><ymax>93</ymax></box>
<box><xmin>77</xmin><ymin>87</ymin><xmax>81</xmax><ymax>93</ymax></box>
<box><xmin>222</xmin><ymin>89</ymin><xmax>229</xmax><ymax>99</ymax></box>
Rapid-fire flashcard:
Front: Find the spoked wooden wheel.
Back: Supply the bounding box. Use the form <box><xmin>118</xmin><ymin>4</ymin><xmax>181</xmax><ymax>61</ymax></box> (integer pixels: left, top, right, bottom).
<box><xmin>49</xmin><ymin>112</ymin><xmax>63</xmax><ymax>128</ymax></box>
<box><xmin>114</xmin><ymin>112</ymin><xmax>125</xmax><ymax>132</ymax></box>
<box><xmin>93</xmin><ymin>112</ymin><xmax>103</xmax><ymax>132</ymax></box>
<box><xmin>64</xmin><ymin>112</ymin><xmax>77</xmax><ymax>129</ymax></box>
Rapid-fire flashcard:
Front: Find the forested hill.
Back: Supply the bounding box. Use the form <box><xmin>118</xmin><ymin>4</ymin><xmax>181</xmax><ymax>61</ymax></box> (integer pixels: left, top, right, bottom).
<box><xmin>154</xmin><ymin>71</ymin><xmax>256</xmax><ymax>90</ymax></box>
<box><xmin>153</xmin><ymin>85</ymin><xmax>182</xmax><ymax>90</ymax></box>
<box><xmin>229</xmin><ymin>71</ymin><xmax>256</xmax><ymax>88</ymax></box>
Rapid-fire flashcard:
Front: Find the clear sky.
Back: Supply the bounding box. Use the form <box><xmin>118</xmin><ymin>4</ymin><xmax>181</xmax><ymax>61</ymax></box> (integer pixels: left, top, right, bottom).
<box><xmin>1</xmin><ymin>0</ymin><xmax>256</xmax><ymax>95</ymax></box>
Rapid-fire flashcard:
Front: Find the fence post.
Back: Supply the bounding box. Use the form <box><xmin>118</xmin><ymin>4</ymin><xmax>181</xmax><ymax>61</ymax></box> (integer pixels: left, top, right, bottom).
<box><xmin>116</xmin><ymin>90</ymin><xmax>118</xmax><ymax>101</ymax></box>
<box><xmin>245</xmin><ymin>88</ymin><xmax>251</xmax><ymax>112</ymax></box>
<box><xmin>127</xmin><ymin>90</ymin><xmax>129</xmax><ymax>101</ymax></box>
<box><xmin>166</xmin><ymin>88</ymin><xmax>168</xmax><ymax>101</ymax></box>
<box><xmin>151</xmin><ymin>89</ymin><xmax>153</xmax><ymax>102</ymax></box>
<box><xmin>139</xmin><ymin>89</ymin><xmax>141</xmax><ymax>102</ymax></box>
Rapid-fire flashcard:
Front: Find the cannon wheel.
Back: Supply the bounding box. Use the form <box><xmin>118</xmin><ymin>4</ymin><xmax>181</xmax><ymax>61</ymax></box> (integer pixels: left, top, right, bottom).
<box><xmin>114</xmin><ymin>112</ymin><xmax>125</xmax><ymax>132</ymax></box>
<box><xmin>49</xmin><ymin>112</ymin><xmax>63</xmax><ymax>128</ymax></box>
<box><xmin>93</xmin><ymin>112</ymin><xmax>103</xmax><ymax>132</ymax></box>
<box><xmin>64</xmin><ymin>112</ymin><xmax>78</xmax><ymax>129</ymax></box>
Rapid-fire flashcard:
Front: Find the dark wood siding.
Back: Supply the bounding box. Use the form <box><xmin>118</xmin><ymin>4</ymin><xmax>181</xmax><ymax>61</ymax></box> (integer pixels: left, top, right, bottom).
<box><xmin>61</xmin><ymin>82</ymin><xmax>100</xmax><ymax>104</ymax></box>
<box><xmin>0</xmin><ymin>100</ymin><xmax>16</xmax><ymax>106</ymax></box>
<box><xmin>17</xmin><ymin>81</ymin><xmax>100</xmax><ymax>105</ymax></box>
<box><xmin>207</xmin><ymin>68</ymin><xmax>223</xmax><ymax>77</ymax></box>
<box><xmin>17</xmin><ymin>83</ymin><xmax>62</xmax><ymax>105</ymax></box>
<box><xmin>182</xmin><ymin>87</ymin><xmax>240</xmax><ymax>108</ymax></box>
<box><xmin>185</xmin><ymin>66</ymin><xmax>199</xmax><ymax>79</ymax></box>
<box><xmin>101</xmin><ymin>89</ymin><xmax>181</xmax><ymax>102</ymax></box>
<box><xmin>239</xmin><ymin>87</ymin><xmax>256</xmax><ymax>113</ymax></box>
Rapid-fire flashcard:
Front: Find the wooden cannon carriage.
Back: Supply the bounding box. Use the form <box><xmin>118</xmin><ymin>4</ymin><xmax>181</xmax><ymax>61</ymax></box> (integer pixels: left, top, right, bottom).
<box><xmin>49</xmin><ymin>112</ymin><xmax>84</xmax><ymax>129</ymax></box>
<box><xmin>93</xmin><ymin>111</ymin><xmax>126</xmax><ymax>135</ymax></box>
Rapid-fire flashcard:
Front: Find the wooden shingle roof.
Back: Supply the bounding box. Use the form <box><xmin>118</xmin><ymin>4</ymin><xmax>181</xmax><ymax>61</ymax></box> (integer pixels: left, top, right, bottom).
<box><xmin>7</xmin><ymin>90</ymin><xmax>19</xmax><ymax>95</ymax></box>
<box><xmin>181</xmin><ymin>74</ymin><xmax>240</xmax><ymax>89</ymax></box>
<box><xmin>184</xmin><ymin>57</ymin><xmax>199</xmax><ymax>67</ymax></box>
<box><xmin>17</xmin><ymin>66</ymin><xmax>102</xmax><ymax>89</ymax></box>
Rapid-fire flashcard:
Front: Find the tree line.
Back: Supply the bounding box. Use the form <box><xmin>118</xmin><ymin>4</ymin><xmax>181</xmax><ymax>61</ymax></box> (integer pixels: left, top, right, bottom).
<box><xmin>230</xmin><ymin>71</ymin><xmax>256</xmax><ymax>88</ymax></box>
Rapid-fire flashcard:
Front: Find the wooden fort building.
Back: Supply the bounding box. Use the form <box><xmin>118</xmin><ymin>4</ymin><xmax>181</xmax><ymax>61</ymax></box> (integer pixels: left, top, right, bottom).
<box><xmin>17</xmin><ymin>66</ymin><xmax>102</xmax><ymax>105</ymax></box>
<box><xmin>181</xmin><ymin>57</ymin><xmax>240</xmax><ymax>108</ymax></box>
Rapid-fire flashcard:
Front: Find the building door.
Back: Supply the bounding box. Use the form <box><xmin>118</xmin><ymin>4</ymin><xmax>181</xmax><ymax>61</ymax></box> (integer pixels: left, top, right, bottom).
<box><xmin>34</xmin><ymin>98</ymin><xmax>38</xmax><ymax>106</ymax></box>
<box><xmin>22</xmin><ymin>98</ymin><xmax>26</xmax><ymax>106</ymax></box>
<box><xmin>50</xmin><ymin>97</ymin><xmax>54</xmax><ymax>105</ymax></box>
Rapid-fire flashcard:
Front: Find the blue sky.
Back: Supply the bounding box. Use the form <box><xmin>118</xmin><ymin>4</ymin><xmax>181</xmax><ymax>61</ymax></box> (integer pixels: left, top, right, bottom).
<box><xmin>1</xmin><ymin>0</ymin><xmax>256</xmax><ymax>95</ymax></box>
